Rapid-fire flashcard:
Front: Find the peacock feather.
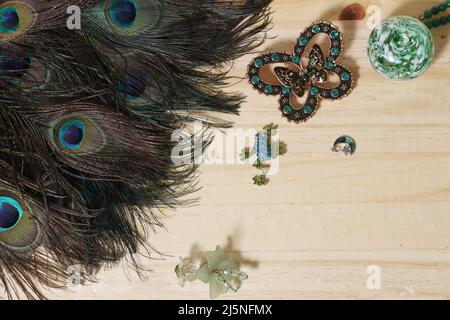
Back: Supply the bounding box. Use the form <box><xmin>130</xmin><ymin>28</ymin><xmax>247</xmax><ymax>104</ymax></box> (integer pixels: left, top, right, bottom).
<box><xmin>0</xmin><ymin>0</ymin><xmax>272</xmax><ymax>299</ymax></box>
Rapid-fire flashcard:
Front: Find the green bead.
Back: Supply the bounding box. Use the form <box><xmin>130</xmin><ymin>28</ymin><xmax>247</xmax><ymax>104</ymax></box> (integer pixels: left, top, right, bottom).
<box><xmin>264</xmin><ymin>85</ymin><xmax>273</xmax><ymax>94</ymax></box>
<box><xmin>439</xmin><ymin>3</ymin><xmax>447</xmax><ymax>11</ymax></box>
<box><xmin>255</xmin><ymin>58</ymin><xmax>263</xmax><ymax>68</ymax></box>
<box><xmin>282</xmin><ymin>87</ymin><xmax>291</xmax><ymax>95</ymax></box>
<box><xmin>283</xmin><ymin>104</ymin><xmax>293</xmax><ymax>114</ymax></box>
<box><xmin>310</xmin><ymin>87</ymin><xmax>319</xmax><ymax>96</ymax></box>
<box><xmin>341</xmin><ymin>72</ymin><xmax>350</xmax><ymax>81</ymax></box>
<box><xmin>330</xmin><ymin>31</ymin><xmax>340</xmax><ymax>39</ymax></box>
<box><xmin>304</xmin><ymin>104</ymin><xmax>312</xmax><ymax>114</ymax></box>
<box><xmin>331</xmin><ymin>47</ymin><xmax>340</xmax><ymax>56</ymax></box>
<box><xmin>292</xmin><ymin>55</ymin><xmax>300</xmax><ymax>64</ymax></box>
<box><xmin>251</xmin><ymin>75</ymin><xmax>260</xmax><ymax>85</ymax></box>
<box><xmin>331</xmin><ymin>89</ymin><xmax>340</xmax><ymax>98</ymax></box>
<box><xmin>367</xmin><ymin>16</ymin><xmax>435</xmax><ymax>80</ymax></box>
<box><xmin>439</xmin><ymin>16</ymin><xmax>447</xmax><ymax>25</ymax></box>
<box><xmin>432</xmin><ymin>18</ymin><xmax>440</xmax><ymax>27</ymax></box>
<box><xmin>271</xmin><ymin>53</ymin><xmax>280</xmax><ymax>62</ymax></box>
<box><xmin>325</xmin><ymin>61</ymin><xmax>335</xmax><ymax>70</ymax></box>
<box><xmin>312</xmin><ymin>25</ymin><xmax>321</xmax><ymax>33</ymax></box>
<box><xmin>448</xmin><ymin>14</ymin><xmax>450</xmax><ymax>22</ymax></box>
<box><xmin>299</xmin><ymin>36</ymin><xmax>308</xmax><ymax>45</ymax></box>
<box><xmin>424</xmin><ymin>10</ymin><xmax>432</xmax><ymax>19</ymax></box>
<box><xmin>448</xmin><ymin>0</ymin><xmax>450</xmax><ymax>8</ymax></box>
<box><xmin>425</xmin><ymin>21</ymin><xmax>433</xmax><ymax>28</ymax></box>
<box><xmin>431</xmin><ymin>6</ymin><xmax>439</xmax><ymax>14</ymax></box>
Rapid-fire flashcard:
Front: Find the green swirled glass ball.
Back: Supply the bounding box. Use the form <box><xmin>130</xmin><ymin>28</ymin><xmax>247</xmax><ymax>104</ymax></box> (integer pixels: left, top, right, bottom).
<box><xmin>368</xmin><ymin>16</ymin><xmax>435</xmax><ymax>80</ymax></box>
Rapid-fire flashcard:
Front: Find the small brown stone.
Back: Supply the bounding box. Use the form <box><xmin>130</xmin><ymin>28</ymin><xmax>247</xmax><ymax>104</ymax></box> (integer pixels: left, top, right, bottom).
<box><xmin>339</xmin><ymin>3</ymin><xmax>366</xmax><ymax>21</ymax></box>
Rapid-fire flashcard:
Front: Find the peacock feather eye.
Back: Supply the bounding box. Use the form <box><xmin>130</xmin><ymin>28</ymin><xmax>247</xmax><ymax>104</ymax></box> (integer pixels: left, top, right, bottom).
<box><xmin>104</xmin><ymin>0</ymin><xmax>161</xmax><ymax>35</ymax></box>
<box><xmin>51</xmin><ymin>115</ymin><xmax>105</xmax><ymax>156</ymax></box>
<box><xmin>0</xmin><ymin>53</ymin><xmax>32</xmax><ymax>84</ymax></box>
<box><xmin>110</xmin><ymin>0</ymin><xmax>137</xmax><ymax>28</ymax></box>
<box><xmin>0</xmin><ymin>2</ymin><xmax>34</xmax><ymax>40</ymax></box>
<box><xmin>0</xmin><ymin>196</ymin><xmax>23</xmax><ymax>232</ymax></box>
<box><xmin>57</xmin><ymin>119</ymin><xmax>86</xmax><ymax>151</ymax></box>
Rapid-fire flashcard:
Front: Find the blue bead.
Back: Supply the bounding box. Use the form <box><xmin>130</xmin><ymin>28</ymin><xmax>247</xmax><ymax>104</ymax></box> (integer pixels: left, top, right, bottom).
<box><xmin>251</xmin><ymin>75</ymin><xmax>260</xmax><ymax>85</ymax></box>
<box><xmin>282</xmin><ymin>87</ymin><xmax>291</xmax><ymax>95</ymax></box>
<box><xmin>340</xmin><ymin>72</ymin><xmax>350</xmax><ymax>81</ymax></box>
<box><xmin>331</xmin><ymin>89</ymin><xmax>340</xmax><ymax>98</ymax></box>
<box><xmin>299</xmin><ymin>36</ymin><xmax>308</xmax><ymax>45</ymax></box>
<box><xmin>330</xmin><ymin>30</ymin><xmax>340</xmax><ymax>39</ymax></box>
<box><xmin>283</xmin><ymin>104</ymin><xmax>293</xmax><ymax>114</ymax></box>
<box><xmin>255</xmin><ymin>58</ymin><xmax>263</xmax><ymax>68</ymax></box>
<box><xmin>271</xmin><ymin>53</ymin><xmax>280</xmax><ymax>62</ymax></box>
<box><xmin>304</xmin><ymin>104</ymin><xmax>312</xmax><ymax>114</ymax></box>
<box><xmin>292</xmin><ymin>55</ymin><xmax>300</xmax><ymax>64</ymax></box>
<box><xmin>310</xmin><ymin>87</ymin><xmax>319</xmax><ymax>96</ymax></box>
<box><xmin>312</xmin><ymin>25</ymin><xmax>321</xmax><ymax>33</ymax></box>
<box><xmin>264</xmin><ymin>85</ymin><xmax>273</xmax><ymax>94</ymax></box>
<box><xmin>331</xmin><ymin>47</ymin><xmax>340</xmax><ymax>56</ymax></box>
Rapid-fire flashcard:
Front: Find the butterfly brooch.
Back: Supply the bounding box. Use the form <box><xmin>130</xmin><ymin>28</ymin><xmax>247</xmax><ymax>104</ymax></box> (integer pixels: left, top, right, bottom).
<box><xmin>247</xmin><ymin>21</ymin><xmax>354</xmax><ymax>123</ymax></box>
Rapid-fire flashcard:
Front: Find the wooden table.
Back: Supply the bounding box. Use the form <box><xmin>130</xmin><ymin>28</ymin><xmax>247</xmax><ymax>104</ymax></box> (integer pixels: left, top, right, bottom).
<box><xmin>50</xmin><ymin>0</ymin><xmax>450</xmax><ymax>299</ymax></box>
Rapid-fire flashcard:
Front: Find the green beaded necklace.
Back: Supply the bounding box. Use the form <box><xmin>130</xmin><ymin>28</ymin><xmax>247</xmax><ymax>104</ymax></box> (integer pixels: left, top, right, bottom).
<box><xmin>419</xmin><ymin>0</ymin><xmax>450</xmax><ymax>28</ymax></box>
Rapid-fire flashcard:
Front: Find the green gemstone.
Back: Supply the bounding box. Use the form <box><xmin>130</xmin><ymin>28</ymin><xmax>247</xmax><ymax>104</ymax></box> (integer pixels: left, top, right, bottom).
<box><xmin>299</xmin><ymin>36</ymin><xmax>308</xmax><ymax>45</ymax></box>
<box><xmin>326</xmin><ymin>61</ymin><xmax>335</xmax><ymax>70</ymax></box>
<box><xmin>271</xmin><ymin>53</ymin><xmax>280</xmax><ymax>62</ymax></box>
<box><xmin>251</xmin><ymin>75</ymin><xmax>260</xmax><ymax>85</ymax></box>
<box><xmin>432</xmin><ymin>18</ymin><xmax>440</xmax><ymax>27</ymax></box>
<box><xmin>340</xmin><ymin>72</ymin><xmax>350</xmax><ymax>81</ymax></box>
<box><xmin>425</xmin><ymin>21</ymin><xmax>433</xmax><ymax>28</ymax></box>
<box><xmin>424</xmin><ymin>10</ymin><xmax>432</xmax><ymax>19</ymax></box>
<box><xmin>330</xmin><ymin>31</ymin><xmax>340</xmax><ymax>39</ymax></box>
<box><xmin>292</xmin><ymin>55</ymin><xmax>300</xmax><ymax>63</ymax></box>
<box><xmin>431</xmin><ymin>6</ymin><xmax>439</xmax><ymax>14</ymax></box>
<box><xmin>439</xmin><ymin>16</ymin><xmax>447</xmax><ymax>25</ymax></box>
<box><xmin>448</xmin><ymin>0</ymin><xmax>450</xmax><ymax>8</ymax></box>
<box><xmin>439</xmin><ymin>3</ymin><xmax>447</xmax><ymax>11</ymax></box>
<box><xmin>331</xmin><ymin>89</ymin><xmax>340</xmax><ymax>98</ymax></box>
<box><xmin>264</xmin><ymin>85</ymin><xmax>273</xmax><ymax>94</ymax></box>
<box><xmin>255</xmin><ymin>58</ymin><xmax>263</xmax><ymax>68</ymax></box>
<box><xmin>368</xmin><ymin>16</ymin><xmax>435</xmax><ymax>80</ymax></box>
<box><xmin>310</xmin><ymin>87</ymin><xmax>319</xmax><ymax>96</ymax></box>
<box><xmin>304</xmin><ymin>104</ymin><xmax>312</xmax><ymax>114</ymax></box>
<box><xmin>331</xmin><ymin>47</ymin><xmax>340</xmax><ymax>56</ymax></box>
<box><xmin>312</xmin><ymin>25</ymin><xmax>321</xmax><ymax>33</ymax></box>
<box><xmin>283</xmin><ymin>105</ymin><xmax>293</xmax><ymax>114</ymax></box>
<box><xmin>282</xmin><ymin>87</ymin><xmax>291</xmax><ymax>95</ymax></box>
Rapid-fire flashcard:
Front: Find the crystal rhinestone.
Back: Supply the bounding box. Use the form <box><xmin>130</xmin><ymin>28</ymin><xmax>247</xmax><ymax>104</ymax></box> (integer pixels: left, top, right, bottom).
<box><xmin>340</xmin><ymin>72</ymin><xmax>350</xmax><ymax>81</ymax></box>
<box><xmin>255</xmin><ymin>58</ymin><xmax>263</xmax><ymax>68</ymax></box>
<box><xmin>251</xmin><ymin>75</ymin><xmax>260</xmax><ymax>85</ymax></box>
<box><xmin>292</xmin><ymin>55</ymin><xmax>300</xmax><ymax>63</ymax></box>
<box><xmin>304</xmin><ymin>104</ymin><xmax>312</xmax><ymax>114</ymax></box>
<box><xmin>271</xmin><ymin>53</ymin><xmax>280</xmax><ymax>62</ymax></box>
<box><xmin>330</xmin><ymin>30</ymin><xmax>340</xmax><ymax>39</ymax></box>
<box><xmin>331</xmin><ymin>47</ymin><xmax>340</xmax><ymax>56</ymax></box>
<box><xmin>331</xmin><ymin>89</ymin><xmax>340</xmax><ymax>98</ymax></box>
<box><xmin>367</xmin><ymin>16</ymin><xmax>435</xmax><ymax>80</ymax></box>
<box><xmin>264</xmin><ymin>85</ymin><xmax>273</xmax><ymax>94</ymax></box>
<box><xmin>299</xmin><ymin>36</ymin><xmax>308</xmax><ymax>45</ymax></box>
<box><xmin>283</xmin><ymin>104</ymin><xmax>293</xmax><ymax>114</ymax></box>
<box><xmin>282</xmin><ymin>87</ymin><xmax>292</xmax><ymax>95</ymax></box>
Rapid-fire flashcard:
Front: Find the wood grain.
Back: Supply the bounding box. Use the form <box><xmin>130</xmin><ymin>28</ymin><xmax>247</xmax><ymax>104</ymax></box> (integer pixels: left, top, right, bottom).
<box><xmin>48</xmin><ymin>0</ymin><xmax>450</xmax><ymax>299</ymax></box>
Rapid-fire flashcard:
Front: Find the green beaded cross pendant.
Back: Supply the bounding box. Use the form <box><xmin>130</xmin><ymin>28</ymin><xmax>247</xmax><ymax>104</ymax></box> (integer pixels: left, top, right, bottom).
<box><xmin>247</xmin><ymin>21</ymin><xmax>354</xmax><ymax>123</ymax></box>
